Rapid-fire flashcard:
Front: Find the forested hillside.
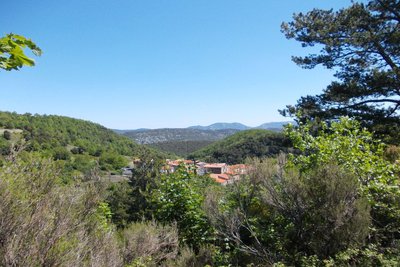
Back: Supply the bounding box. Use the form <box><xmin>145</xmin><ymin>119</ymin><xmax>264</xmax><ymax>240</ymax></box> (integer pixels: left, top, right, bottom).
<box><xmin>189</xmin><ymin>129</ymin><xmax>294</xmax><ymax>164</ymax></box>
<box><xmin>149</xmin><ymin>140</ymin><xmax>214</xmax><ymax>157</ymax></box>
<box><xmin>0</xmin><ymin>111</ymin><xmax>165</xmax><ymax>178</ymax></box>
<box><xmin>0</xmin><ymin>111</ymin><xmax>148</xmax><ymax>155</ymax></box>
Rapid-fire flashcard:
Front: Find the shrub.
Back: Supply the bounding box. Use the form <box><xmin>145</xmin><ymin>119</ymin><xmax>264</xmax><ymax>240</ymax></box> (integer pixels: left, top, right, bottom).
<box><xmin>152</xmin><ymin>167</ymin><xmax>213</xmax><ymax>249</ymax></box>
<box><xmin>0</xmin><ymin>158</ymin><xmax>122</xmax><ymax>266</ymax></box>
<box><xmin>52</xmin><ymin>146</ymin><xmax>71</xmax><ymax>160</ymax></box>
<box><xmin>121</xmin><ymin>221</ymin><xmax>179</xmax><ymax>266</ymax></box>
<box><xmin>285</xmin><ymin>117</ymin><xmax>400</xmax><ymax>250</ymax></box>
<box><xmin>3</xmin><ymin>130</ymin><xmax>11</xmax><ymax>140</ymax></box>
<box><xmin>206</xmin><ymin>157</ymin><xmax>370</xmax><ymax>265</ymax></box>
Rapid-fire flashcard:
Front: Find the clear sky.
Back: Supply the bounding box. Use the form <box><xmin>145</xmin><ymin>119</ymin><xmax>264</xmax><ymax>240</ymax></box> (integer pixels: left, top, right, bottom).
<box><xmin>1</xmin><ymin>0</ymin><xmax>352</xmax><ymax>129</ymax></box>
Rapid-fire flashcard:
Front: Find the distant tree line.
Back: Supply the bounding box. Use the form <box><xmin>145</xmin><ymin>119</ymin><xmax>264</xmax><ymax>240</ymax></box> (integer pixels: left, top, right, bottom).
<box><xmin>189</xmin><ymin>129</ymin><xmax>295</xmax><ymax>164</ymax></box>
<box><xmin>149</xmin><ymin>140</ymin><xmax>215</xmax><ymax>157</ymax></box>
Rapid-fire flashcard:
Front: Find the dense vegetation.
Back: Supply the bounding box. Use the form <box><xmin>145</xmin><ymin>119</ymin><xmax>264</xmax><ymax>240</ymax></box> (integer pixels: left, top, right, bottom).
<box><xmin>0</xmin><ymin>111</ymin><xmax>146</xmax><ymax>155</ymax></box>
<box><xmin>3</xmin><ymin>116</ymin><xmax>397</xmax><ymax>266</ymax></box>
<box><xmin>149</xmin><ymin>140</ymin><xmax>215</xmax><ymax>157</ymax></box>
<box><xmin>189</xmin><ymin>129</ymin><xmax>294</xmax><ymax>164</ymax></box>
<box><xmin>0</xmin><ymin>111</ymin><xmax>165</xmax><ymax>176</ymax></box>
<box><xmin>0</xmin><ymin>158</ymin><xmax>122</xmax><ymax>266</ymax></box>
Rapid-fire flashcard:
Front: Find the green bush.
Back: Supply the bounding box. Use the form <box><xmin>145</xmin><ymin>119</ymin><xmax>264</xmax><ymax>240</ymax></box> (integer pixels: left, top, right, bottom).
<box><xmin>152</xmin><ymin>167</ymin><xmax>214</xmax><ymax>249</ymax></box>
<box><xmin>0</xmin><ymin>158</ymin><xmax>122</xmax><ymax>266</ymax></box>
<box><xmin>52</xmin><ymin>146</ymin><xmax>71</xmax><ymax>160</ymax></box>
<box><xmin>3</xmin><ymin>130</ymin><xmax>11</xmax><ymax>140</ymax></box>
<box><xmin>121</xmin><ymin>221</ymin><xmax>179</xmax><ymax>266</ymax></box>
<box><xmin>99</xmin><ymin>152</ymin><xmax>128</xmax><ymax>171</ymax></box>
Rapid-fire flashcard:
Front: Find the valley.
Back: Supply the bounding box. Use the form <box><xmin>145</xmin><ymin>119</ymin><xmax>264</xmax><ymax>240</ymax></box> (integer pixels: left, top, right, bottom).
<box><xmin>117</xmin><ymin>121</ymin><xmax>291</xmax><ymax>156</ymax></box>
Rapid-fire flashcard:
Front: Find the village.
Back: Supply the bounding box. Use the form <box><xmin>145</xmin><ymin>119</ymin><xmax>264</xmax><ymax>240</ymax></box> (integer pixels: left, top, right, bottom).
<box><xmin>121</xmin><ymin>159</ymin><xmax>249</xmax><ymax>185</ymax></box>
<box><xmin>165</xmin><ymin>159</ymin><xmax>248</xmax><ymax>184</ymax></box>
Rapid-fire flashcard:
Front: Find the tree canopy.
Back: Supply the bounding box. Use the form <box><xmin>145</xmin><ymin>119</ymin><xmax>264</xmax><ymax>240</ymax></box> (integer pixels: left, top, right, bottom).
<box><xmin>189</xmin><ymin>129</ymin><xmax>294</xmax><ymax>164</ymax></box>
<box><xmin>0</xmin><ymin>33</ymin><xmax>42</xmax><ymax>71</ymax></box>
<box><xmin>280</xmin><ymin>0</ymin><xmax>400</xmax><ymax>141</ymax></box>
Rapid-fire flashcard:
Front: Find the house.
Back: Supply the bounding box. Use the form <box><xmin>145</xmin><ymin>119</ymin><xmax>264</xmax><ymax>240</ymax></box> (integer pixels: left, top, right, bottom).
<box><xmin>203</xmin><ymin>163</ymin><xmax>228</xmax><ymax>174</ymax></box>
<box><xmin>227</xmin><ymin>164</ymin><xmax>248</xmax><ymax>175</ymax></box>
<box><xmin>209</xmin><ymin>173</ymin><xmax>230</xmax><ymax>185</ymax></box>
<box><xmin>166</xmin><ymin>159</ymin><xmax>196</xmax><ymax>173</ymax></box>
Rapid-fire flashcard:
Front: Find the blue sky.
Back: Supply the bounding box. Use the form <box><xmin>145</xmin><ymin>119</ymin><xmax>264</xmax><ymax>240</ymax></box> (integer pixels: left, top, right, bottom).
<box><xmin>1</xmin><ymin>0</ymin><xmax>352</xmax><ymax>129</ymax></box>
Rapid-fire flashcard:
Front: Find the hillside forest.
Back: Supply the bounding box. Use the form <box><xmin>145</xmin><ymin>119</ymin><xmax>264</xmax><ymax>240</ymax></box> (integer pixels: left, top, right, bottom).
<box><xmin>1</xmin><ymin>0</ymin><xmax>400</xmax><ymax>266</ymax></box>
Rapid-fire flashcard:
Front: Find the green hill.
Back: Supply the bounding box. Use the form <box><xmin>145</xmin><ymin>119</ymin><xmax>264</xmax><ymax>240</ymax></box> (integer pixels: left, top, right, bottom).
<box><xmin>149</xmin><ymin>140</ymin><xmax>215</xmax><ymax>157</ymax></box>
<box><xmin>0</xmin><ymin>111</ymin><xmax>165</xmax><ymax>176</ymax></box>
<box><xmin>188</xmin><ymin>129</ymin><xmax>294</xmax><ymax>164</ymax></box>
<box><xmin>0</xmin><ymin>111</ymin><xmax>150</xmax><ymax>155</ymax></box>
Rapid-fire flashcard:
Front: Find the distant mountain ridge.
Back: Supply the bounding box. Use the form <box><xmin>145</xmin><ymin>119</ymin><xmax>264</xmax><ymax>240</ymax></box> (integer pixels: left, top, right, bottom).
<box><xmin>189</xmin><ymin>121</ymin><xmax>292</xmax><ymax>130</ymax></box>
<box><xmin>122</xmin><ymin>128</ymin><xmax>240</xmax><ymax>144</ymax></box>
<box><xmin>116</xmin><ymin>121</ymin><xmax>292</xmax><ymax>134</ymax></box>
<box><xmin>189</xmin><ymin>122</ymin><xmax>250</xmax><ymax>131</ymax></box>
<box><xmin>116</xmin><ymin>121</ymin><xmax>293</xmax><ymax>156</ymax></box>
<box><xmin>256</xmin><ymin>121</ymin><xmax>292</xmax><ymax>130</ymax></box>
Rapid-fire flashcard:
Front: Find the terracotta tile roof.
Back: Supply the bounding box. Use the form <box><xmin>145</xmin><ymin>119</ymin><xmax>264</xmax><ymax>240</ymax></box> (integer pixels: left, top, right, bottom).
<box><xmin>216</xmin><ymin>177</ymin><xmax>227</xmax><ymax>183</ymax></box>
<box><xmin>229</xmin><ymin>164</ymin><xmax>247</xmax><ymax>169</ymax></box>
<box><xmin>227</xmin><ymin>164</ymin><xmax>248</xmax><ymax>175</ymax></box>
<box><xmin>209</xmin><ymin>173</ymin><xmax>230</xmax><ymax>183</ymax></box>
